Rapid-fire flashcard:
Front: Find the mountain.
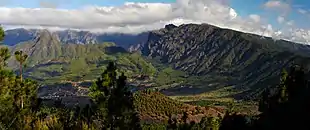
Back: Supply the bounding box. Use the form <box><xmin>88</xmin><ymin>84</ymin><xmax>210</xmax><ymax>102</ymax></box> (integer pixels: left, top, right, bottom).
<box><xmin>4</xmin><ymin>28</ymin><xmax>149</xmax><ymax>49</ymax></box>
<box><xmin>4</xmin><ymin>28</ymin><xmax>38</xmax><ymax>46</ymax></box>
<box><xmin>7</xmin><ymin>23</ymin><xmax>310</xmax><ymax>100</ymax></box>
<box><xmin>139</xmin><ymin>23</ymin><xmax>310</xmax><ymax>99</ymax></box>
<box><xmin>8</xmin><ymin>30</ymin><xmax>156</xmax><ymax>84</ymax></box>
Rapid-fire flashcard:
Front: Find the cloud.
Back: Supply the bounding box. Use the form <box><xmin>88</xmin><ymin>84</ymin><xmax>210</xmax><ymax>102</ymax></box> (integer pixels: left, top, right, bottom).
<box><xmin>297</xmin><ymin>8</ymin><xmax>307</xmax><ymax>14</ymax></box>
<box><xmin>263</xmin><ymin>0</ymin><xmax>290</xmax><ymax>11</ymax></box>
<box><xmin>277</xmin><ymin>16</ymin><xmax>285</xmax><ymax>24</ymax></box>
<box><xmin>286</xmin><ymin>20</ymin><xmax>294</xmax><ymax>26</ymax></box>
<box><xmin>263</xmin><ymin>0</ymin><xmax>291</xmax><ymax>17</ymax></box>
<box><xmin>249</xmin><ymin>14</ymin><xmax>260</xmax><ymax>23</ymax></box>
<box><xmin>0</xmin><ymin>0</ymin><xmax>309</xmax><ymax>44</ymax></box>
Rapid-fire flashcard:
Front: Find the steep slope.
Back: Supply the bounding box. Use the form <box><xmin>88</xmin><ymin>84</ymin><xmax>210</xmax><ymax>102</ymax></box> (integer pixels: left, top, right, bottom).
<box><xmin>8</xmin><ymin>31</ymin><xmax>156</xmax><ymax>84</ymax></box>
<box><xmin>140</xmin><ymin>23</ymin><xmax>310</xmax><ymax>99</ymax></box>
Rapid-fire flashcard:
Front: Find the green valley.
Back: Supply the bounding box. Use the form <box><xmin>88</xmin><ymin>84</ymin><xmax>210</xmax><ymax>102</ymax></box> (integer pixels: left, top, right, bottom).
<box><xmin>2</xmin><ymin>22</ymin><xmax>310</xmax><ymax>129</ymax></box>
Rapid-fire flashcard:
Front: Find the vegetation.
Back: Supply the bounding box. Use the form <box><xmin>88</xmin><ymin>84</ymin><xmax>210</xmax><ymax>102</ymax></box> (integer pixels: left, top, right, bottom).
<box><xmin>7</xmin><ymin>32</ymin><xmax>157</xmax><ymax>84</ymax></box>
<box><xmin>4</xmin><ymin>24</ymin><xmax>310</xmax><ymax>130</ymax></box>
<box><xmin>0</xmin><ymin>25</ymin><xmax>227</xmax><ymax>129</ymax></box>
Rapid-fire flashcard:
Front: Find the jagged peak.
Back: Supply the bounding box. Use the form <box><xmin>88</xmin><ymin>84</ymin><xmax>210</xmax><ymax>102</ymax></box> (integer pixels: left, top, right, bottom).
<box><xmin>33</xmin><ymin>29</ymin><xmax>60</xmax><ymax>45</ymax></box>
<box><xmin>164</xmin><ymin>24</ymin><xmax>177</xmax><ymax>30</ymax></box>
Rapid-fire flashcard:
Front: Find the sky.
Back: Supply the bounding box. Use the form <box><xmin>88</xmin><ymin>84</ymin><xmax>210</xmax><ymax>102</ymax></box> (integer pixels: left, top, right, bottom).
<box><xmin>0</xmin><ymin>0</ymin><xmax>310</xmax><ymax>44</ymax></box>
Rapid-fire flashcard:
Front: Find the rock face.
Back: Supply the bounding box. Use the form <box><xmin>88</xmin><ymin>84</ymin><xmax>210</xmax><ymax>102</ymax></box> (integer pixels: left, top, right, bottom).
<box><xmin>140</xmin><ymin>23</ymin><xmax>310</xmax><ymax>99</ymax></box>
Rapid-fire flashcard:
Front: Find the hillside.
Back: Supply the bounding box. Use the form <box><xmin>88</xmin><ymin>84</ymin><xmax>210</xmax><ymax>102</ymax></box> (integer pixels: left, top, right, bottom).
<box><xmin>139</xmin><ymin>23</ymin><xmax>310</xmax><ymax>100</ymax></box>
<box><xmin>7</xmin><ymin>30</ymin><xmax>156</xmax><ymax>84</ymax></box>
<box><xmin>6</xmin><ymin>24</ymin><xmax>310</xmax><ymax>101</ymax></box>
<box><xmin>133</xmin><ymin>90</ymin><xmax>224</xmax><ymax>124</ymax></box>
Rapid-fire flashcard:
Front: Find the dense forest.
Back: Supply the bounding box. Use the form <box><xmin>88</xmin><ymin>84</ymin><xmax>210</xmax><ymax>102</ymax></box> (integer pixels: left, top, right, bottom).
<box><xmin>1</xmin><ymin>25</ymin><xmax>310</xmax><ymax>130</ymax></box>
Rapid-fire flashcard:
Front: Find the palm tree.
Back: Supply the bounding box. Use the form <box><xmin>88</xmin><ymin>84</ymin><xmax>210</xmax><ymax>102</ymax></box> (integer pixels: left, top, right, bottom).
<box><xmin>14</xmin><ymin>50</ymin><xmax>28</xmax><ymax>81</ymax></box>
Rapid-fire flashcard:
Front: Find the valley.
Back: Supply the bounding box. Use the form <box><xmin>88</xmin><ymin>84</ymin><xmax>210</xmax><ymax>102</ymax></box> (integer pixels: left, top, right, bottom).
<box><xmin>2</xmin><ymin>23</ymin><xmax>310</xmax><ymax>129</ymax></box>
<box><xmin>5</xmin><ymin>23</ymin><xmax>310</xmax><ymax>108</ymax></box>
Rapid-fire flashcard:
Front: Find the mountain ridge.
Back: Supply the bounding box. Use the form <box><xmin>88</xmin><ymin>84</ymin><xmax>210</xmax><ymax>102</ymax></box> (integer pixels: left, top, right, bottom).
<box><xmin>7</xmin><ymin>30</ymin><xmax>156</xmax><ymax>84</ymax></box>
<box><xmin>139</xmin><ymin>23</ymin><xmax>310</xmax><ymax>99</ymax></box>
<box><xmin>4</xmin><ymin>28</ymin><xmax>149</xmax><ymax>49</ymax></box>
<box><xmin>6</xmin><ymin>23</ymin><xmax>310</xmax><ymax>100</ymax></box>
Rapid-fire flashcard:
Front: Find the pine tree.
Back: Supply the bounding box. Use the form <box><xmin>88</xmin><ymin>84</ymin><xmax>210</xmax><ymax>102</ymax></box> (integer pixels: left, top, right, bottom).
<box><xmin>199</xmin><ymin>116</ymin><xmax>208</xmax><ymax>129</ymax></box>
<box><xmin>14</xmin><ymin>50</ymin><xmax>29</xmax><ymax>109</ymax></box>
<box><xmin>255</xmin><ymin>65</ymin><xmax>310</xmax><ymax>129</ymax></box>
<box><xmin>167</xmin><ymin>114</ymin><xmax>178</xmax><ymax>130</ymax></box>
<box><xmin>180</xmin><ymin>112</ymin><xmax>189</xmax><ymax>130</ymax></box>
<box><xmin>0</xmin><ymin>25</ymin><xmax>4</xmax><ymax>44</ymax></box>
<box><xmin>0</xmin><ymin>26</ymin><xmax>10</xmax><ymax>70</ymax></box>
<box><xmin>258</xmin><ymin>88</ymin><xmax>270</xmax><ymax>112</ymax></box>
<box><xmin>0</xmin><ymin>47</ymin><xmax>10</xmax><ymax>70</ymax></box>
<box><xmin>89</xmin><ymin>62</ymin><xmax>139</xmax><ymax>129</ymax></box>
<box><xmin>278</xmin><ymin>69</ymin><xmax>288</xmax><ymax>103</ymax></box>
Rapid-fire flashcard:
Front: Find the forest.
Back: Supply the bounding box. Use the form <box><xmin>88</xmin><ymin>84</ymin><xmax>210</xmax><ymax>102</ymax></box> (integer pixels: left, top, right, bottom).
<box><xmin>1</xmin><ymin>25</ymin><xmax>310</xmax><ymax>130</ymax></box>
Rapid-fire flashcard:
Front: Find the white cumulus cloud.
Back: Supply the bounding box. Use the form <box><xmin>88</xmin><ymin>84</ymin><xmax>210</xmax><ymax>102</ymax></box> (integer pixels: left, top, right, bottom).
<box><xmin>0</xmin><ymin>0</ymin><xmax>309</xmax><ymax>44</ymax></box>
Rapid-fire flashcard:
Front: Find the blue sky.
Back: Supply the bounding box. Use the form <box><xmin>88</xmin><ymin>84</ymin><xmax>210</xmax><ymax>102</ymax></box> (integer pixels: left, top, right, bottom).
<box><xmin>2</xmin><ymin>0</ymin><xmax>309</xmax><ymax>26</ymax></box>
<box><xmin>230</xmin><ymin>0</ymin><xmax>310</xmax><ymax>28</ymax></box>
<box><xmin>1</xmin><ymin>0</ymin><xmax>309</xmax><ymax>27</ymax></box>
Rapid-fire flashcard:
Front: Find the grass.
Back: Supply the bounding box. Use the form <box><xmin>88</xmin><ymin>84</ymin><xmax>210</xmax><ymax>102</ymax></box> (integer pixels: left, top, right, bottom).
<box><xmin>155</xmin><ymin>67</ymin><xmax>186</xmax><ymax>86</ymax></box>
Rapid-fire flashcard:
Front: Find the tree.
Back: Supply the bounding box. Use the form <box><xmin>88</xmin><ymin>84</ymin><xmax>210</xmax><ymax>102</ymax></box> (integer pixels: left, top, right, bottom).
<box><xmin>89</xmin><ymin>61</ymin><xmax>139</xmax><ymax>129</ymax></box>
<box><xmin>0</xmin><ymin>48</ymin><xmax>10</xmax><ymax>70</ymax></box>
<box><xmin>255</xmin><ymin>65</ymin><xmax>310</xmax><ymax>130</ymax></box>
<box><xmin>14</xmin><ymin>50</ymin><xmax>28</xmax><ymax>109</ymax></box>
<box><xmin>180</xmin><ymin>112</ymin><xmax>190</xmax><ymax>130</ymax></box>
<box><xmin>0</xmin><ymin>26</ymin><xmax>10</xmax><ymax>70</ymax></box>
<box><xmin>167</xmin><ymin>114</ymin><xmax>178</xmax><ymax>130</ymax></box>
<box><xmin>14</xmin><ymin>50</ymin><xmax>28</xmax><ymax>81</ymax></box>
<box><xmin>219</xmin><ymin>113</ymin><xmax>248</xmax><ymax>130</ymax></box>
<box><xmin>0</xmin><ymin>25</ymin><xmax>4</xmax><ymax>43</ymax></box>
<box><xmin>278</xmin><ymin>69</ymin><xmax>288</xmax><ymax>103</ymax></box>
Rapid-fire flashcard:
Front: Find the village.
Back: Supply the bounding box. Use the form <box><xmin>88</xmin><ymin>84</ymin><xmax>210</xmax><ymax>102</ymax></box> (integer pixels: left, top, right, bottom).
<box><xmin>37</xmin><ymin>74</ymin><xmax>157</xmax><ymax>107</ymax></box>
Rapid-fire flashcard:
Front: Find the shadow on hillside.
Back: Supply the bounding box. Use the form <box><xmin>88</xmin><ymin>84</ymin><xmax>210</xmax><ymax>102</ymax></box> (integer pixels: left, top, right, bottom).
<box><xmin>24</xmin><ymin>62</ymin><xmax>67</xmax><ymax>73</ymax></box>
<box><xmin>104</xmin><ymin>46</ymin><xmax>128</xmax><ymax>54</ymax></box>
<box><xmin>23</xmin><ymin>75</ymin><xmax>44</xmax><ymax>82</ymax></box>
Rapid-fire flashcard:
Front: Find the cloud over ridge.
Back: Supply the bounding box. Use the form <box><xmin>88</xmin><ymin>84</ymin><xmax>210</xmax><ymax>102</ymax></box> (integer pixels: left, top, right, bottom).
<box><xmin>0</xmin><ymin>0</ymin><xmax>310</xmax><ymax>44</ymax></box>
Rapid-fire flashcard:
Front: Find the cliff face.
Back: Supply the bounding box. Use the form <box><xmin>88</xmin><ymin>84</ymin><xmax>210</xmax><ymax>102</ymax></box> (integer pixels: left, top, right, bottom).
<box><xmin>141</xmin><ymin>23</ymin><xmax>310</xmax><ymax>99</ymax></box>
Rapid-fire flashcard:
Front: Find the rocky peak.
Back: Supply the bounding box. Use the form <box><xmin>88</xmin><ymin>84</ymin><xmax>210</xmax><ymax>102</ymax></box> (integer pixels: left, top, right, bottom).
<box><xmin>165</xmin><ymin>24</ymin><xmax>177</xmax><ymax>30</ymax></box>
